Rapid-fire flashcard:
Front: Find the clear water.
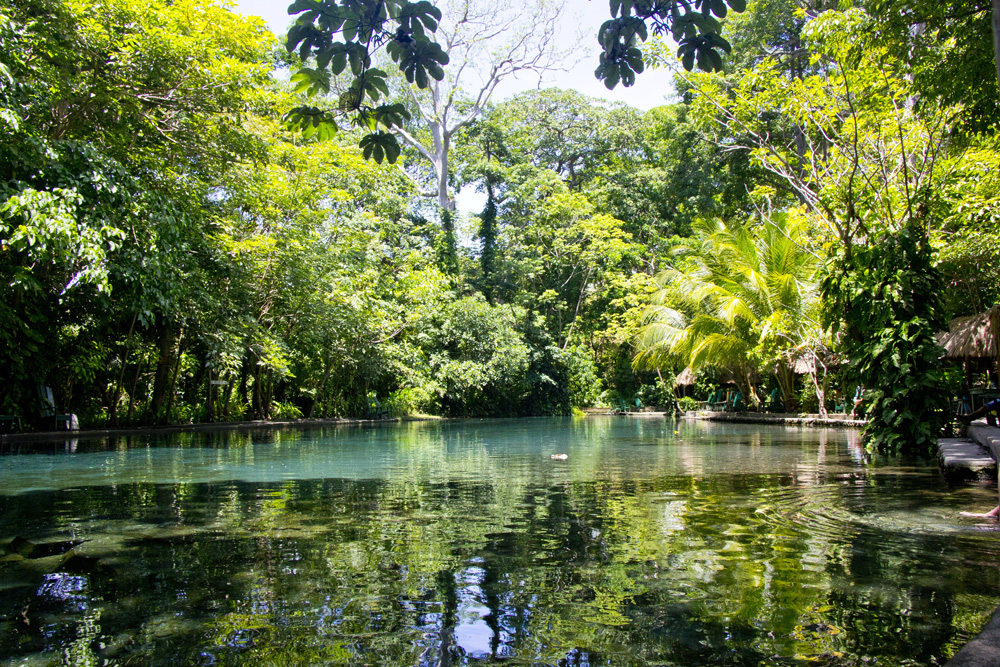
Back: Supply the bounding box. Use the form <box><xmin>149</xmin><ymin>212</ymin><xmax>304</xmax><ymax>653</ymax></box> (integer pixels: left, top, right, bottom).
<box><xmin>1</xmin><ymin>417</ymin><xmax>999</xmax><ymax>667</ymax></box>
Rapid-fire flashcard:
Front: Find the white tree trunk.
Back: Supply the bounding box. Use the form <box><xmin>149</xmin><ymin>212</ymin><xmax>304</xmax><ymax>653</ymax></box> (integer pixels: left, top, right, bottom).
<box><xmin>391</xmin><ymin>0</ymin><xmax>575</xmax><ymax>213</ymax></box>
<box><xmin>994</xmin><ymin>0</ymin><xmax>1000</xmax><ymax>96</ymax></box>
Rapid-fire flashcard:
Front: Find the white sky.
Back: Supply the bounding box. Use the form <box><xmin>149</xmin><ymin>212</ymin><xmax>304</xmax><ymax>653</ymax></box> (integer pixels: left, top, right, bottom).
<box><xmin>230</xmin><ymin>0</ymin><xmax>677</xmax><ymax>215</ymax></box>
<box><xmin>230</xmin><ymin>0</ymin><xmax>677</xmax><ymax>110</ymax></box>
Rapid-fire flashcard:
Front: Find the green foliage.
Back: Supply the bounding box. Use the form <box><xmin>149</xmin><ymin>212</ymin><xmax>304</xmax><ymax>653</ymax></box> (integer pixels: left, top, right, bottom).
<box><xmin>477</xmin><ymin>186</ymin><xmax>499</xmax><ymax>301</ymax></box>
<box><xmin>434</xmin><ymin>207</ymin><xmax>460</xmax><ymax>277</ymax></box>
<box><xmin>596</xmin><ymin>0</ymin><xmax>745</xmax><ymax>89</ymax></box>
<box><xmin>566</xmin><ymin>345</ymin><xmax>603</xmax><ymax>408</ymax></box>
<box><xmin>822</xmin><ymin>223</ymin><xmax>952</xmax><ymax>455</ymax></box>
<box><xmin>865</xmin><ymin>0</ymin><xmax>1000</xmax><ymax>134</ymax></box>
<box><xmin>678</xmin><ymin>395</ymin><xmax>699</xmax><ymax>411</ymax></box>
<box><xmin>635</xmin><ymin>213</ymin><xmax>820</xmax><ymax>405</ymax></box>
<box><xmin>415</xmin><ymin>295</ymin><xmax>569</xmax><ymax>416</ymax></box>
<box><xmin>284</xmin><ymin>0</ymin><xmax>449</xmax><ymax>163</ymax></box>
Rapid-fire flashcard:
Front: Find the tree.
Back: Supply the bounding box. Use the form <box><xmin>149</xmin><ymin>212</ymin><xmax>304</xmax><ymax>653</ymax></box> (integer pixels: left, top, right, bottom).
<box><xmin>389</xmin><ymin>0</ymin><xmax>573</xmax><ymax>211</ymax></box>
<box><xmin>284</xmin><ymin>0</ymin><xmax>449</xmax><ymax>163</ymax></box>
<box><xmin>680</xmin><ymin>7</ymin><xmax>956</xmax><ymax>451</ymax></box>
<box><xmin>865</xmin><ymin>0</ymin><xmax>1000</xmax><ymax>132</ymax></box>
<box><xmin>0</xmin><ymin>0</ymin><xmax>274</xmax><ymax>420</ymax></box>
<box><xmin>595</xmin><ymin>0</ymin><xmax>749</xmax><ymax>88</ymax></box>
<box><xmin>634</xmin><ymin>214</ymin><xmax>820</xmax><ymax>408</ymax></box>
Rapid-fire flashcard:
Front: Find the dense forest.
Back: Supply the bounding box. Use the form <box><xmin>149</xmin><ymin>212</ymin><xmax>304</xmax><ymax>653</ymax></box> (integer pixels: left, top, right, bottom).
<box><xmin>1</xmin><ymin>0</ymin><xmax>998</xmax><ymax>454</ymax></box>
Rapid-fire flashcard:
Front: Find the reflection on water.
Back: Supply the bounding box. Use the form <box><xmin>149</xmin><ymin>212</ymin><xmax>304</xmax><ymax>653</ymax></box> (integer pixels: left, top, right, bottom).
<box><xmin>1</xmin><ymin>417</ymin><xmax>998</xmax><ymax>666</ymax></box>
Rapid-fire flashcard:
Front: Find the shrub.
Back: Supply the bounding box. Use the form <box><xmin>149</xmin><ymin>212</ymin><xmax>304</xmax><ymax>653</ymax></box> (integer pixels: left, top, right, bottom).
<box><xmin>678</xmin><ymin>396</ymin><xmax>699</xmax><ymax>411</ymax></box>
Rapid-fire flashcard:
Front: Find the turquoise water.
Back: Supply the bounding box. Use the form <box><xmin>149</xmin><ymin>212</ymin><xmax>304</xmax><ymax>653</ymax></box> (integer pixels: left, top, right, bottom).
<box><xmin>1</xmin><ymin>417</ymin><xmax>998</xmax><ymax>666</ymax></box>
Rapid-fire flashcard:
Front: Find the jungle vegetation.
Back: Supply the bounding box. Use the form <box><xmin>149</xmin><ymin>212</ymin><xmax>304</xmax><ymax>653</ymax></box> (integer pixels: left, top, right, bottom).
<box><xmin>1</xmin><ymin>0</ymin><xmax>998</xmax><ymax>454</ymax></box>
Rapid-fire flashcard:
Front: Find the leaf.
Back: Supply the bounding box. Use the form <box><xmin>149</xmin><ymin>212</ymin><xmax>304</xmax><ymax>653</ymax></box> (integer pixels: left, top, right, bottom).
<box><xmin>358</xmin><ymin>131</ymin><xmax>402</xmax><ymax>164</ymax></box>
<box><xmin>708</xmin><ymin>48</ymin><xmax>723</xmax><ymax>71</ymax></box>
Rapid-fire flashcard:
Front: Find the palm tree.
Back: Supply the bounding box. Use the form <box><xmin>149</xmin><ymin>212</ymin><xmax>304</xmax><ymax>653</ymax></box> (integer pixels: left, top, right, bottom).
<box><xmin>634</xmin><ymin>214</ymin><xmax>820</xmax><ymax>408</ymax></box>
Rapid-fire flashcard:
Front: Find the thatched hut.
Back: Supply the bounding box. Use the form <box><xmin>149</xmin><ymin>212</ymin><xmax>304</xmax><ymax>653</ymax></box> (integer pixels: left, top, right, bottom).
<box><xmin>938</xmin><ymin>304</ymin><xmax>1000</xmax><ymax>362</ymax></box>
<box><xmin>937</xmin><ymin>304</ymin><xmax>1000</xmax><ymax>387</ymax></box>
<box><xmin>672</xmin><ymin>366</ymin><xmax>695</xmax><ymax>399</ymax></box>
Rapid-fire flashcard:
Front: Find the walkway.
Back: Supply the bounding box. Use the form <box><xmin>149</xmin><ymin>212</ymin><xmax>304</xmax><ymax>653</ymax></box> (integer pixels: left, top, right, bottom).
<box><xmin>939</xmin><ymin>423</ymin><xmax>1000</xmax><ymax>667</ymax></box>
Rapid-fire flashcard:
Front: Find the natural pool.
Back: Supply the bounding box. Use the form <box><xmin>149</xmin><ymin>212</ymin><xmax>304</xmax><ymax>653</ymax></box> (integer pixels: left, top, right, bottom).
<box><xmin>1</xmin><ymin>417</ymin><xmax>999</xmax><ymax>667</ymax></box>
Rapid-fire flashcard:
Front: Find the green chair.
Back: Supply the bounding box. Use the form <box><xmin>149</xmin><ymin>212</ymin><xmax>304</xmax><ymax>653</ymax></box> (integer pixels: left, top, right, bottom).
<box><xmin>366</xmin><ymin>394</ymin><xmax>392</xmax><ymax>420</ymax></box>
<box><xmin>709</xmin><ymin>390</ymin><xmax>729</xmax><ymax>411</ymax></box>
<box><xmin>698</xmin><ymin>391</ymin><xmax>717</xmax><ymax>410</ymax></box>
<box><xmin>0</xmin><ymin>414</ymin><xmax>22</xmax><ymax>433</ymax></box>
<box><xmin>731</xmin><ymin>392</ymin><xmax>746</xmax><ymax>412</ymax></box>
<box><xmin>37</xmin><ymin>385</ymin><xmax>76</xmax><ymax>430</ymax></box>
<box><xmin>764</xmin><ymin>388</ymin><xmax>784</xmax><ymax>413</ymax></box>
<box><xmin>633</xmin><ymin>397</ymin><xmax>644</xmax><ymax>413</ymax></box>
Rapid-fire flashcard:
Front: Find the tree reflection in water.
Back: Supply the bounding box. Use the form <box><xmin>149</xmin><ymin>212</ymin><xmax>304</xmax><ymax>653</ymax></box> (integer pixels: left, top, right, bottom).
<box><xmin>0</xmin><ymin>418</ymin><xmax>998</xmax><ymax>666</ymax></box>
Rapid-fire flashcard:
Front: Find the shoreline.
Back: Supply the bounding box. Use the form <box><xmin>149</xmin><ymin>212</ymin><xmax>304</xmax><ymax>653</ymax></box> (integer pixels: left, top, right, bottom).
<box><xmin>0</xmin><ymin>416</ymin><xmax>438</xmax><ymax>445</ymax></box>
<box><xmin>0</xmin><ymin>410</ymin><xmax>866</xmax><ymax>446</ymax></box>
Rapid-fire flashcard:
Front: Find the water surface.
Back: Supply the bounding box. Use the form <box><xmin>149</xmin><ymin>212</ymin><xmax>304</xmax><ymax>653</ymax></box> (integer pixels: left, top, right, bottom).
<box><xmin>1</xmin><ymin>417</ymin><xmax>998</xmax><ymax>666</ymax></box>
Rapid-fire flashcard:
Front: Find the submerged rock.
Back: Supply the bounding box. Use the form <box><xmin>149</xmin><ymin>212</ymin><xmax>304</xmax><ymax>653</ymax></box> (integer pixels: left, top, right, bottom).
<box><xmin>142</xmin><ymin>614</ymin><xmax>202</xmax><ymax>640</ymax></box>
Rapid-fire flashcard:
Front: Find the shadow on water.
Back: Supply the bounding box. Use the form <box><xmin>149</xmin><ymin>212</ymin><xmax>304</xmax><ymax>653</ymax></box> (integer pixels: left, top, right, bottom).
<box><xmin>1</xmin><ymin>417</ymin><xmax>998</xmax><ymax>666</ymax></box>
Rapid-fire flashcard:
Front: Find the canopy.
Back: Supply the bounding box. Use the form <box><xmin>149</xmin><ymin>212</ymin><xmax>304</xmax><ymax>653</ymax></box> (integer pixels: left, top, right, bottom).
<box><xmin>937</xmin><ymin>304</ymin><xmax>1000</xmax><ymax>361</ymax></box>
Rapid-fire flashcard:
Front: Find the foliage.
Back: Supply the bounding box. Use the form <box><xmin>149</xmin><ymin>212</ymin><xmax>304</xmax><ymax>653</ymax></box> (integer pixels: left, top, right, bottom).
<box><xmin>284</xmin><ymin>0</ymin><xmax>448</xmax><ymax>162</ymax></box>
<box><xmin>865</xmin><ymin>0</ymin><xmax>1000</xmax><ymax>134</ymax></box>
<box><xmin>596</xmin><ymin>0</ymin><xmax>748</xmax><ymax>89</ymax></box>
<box><xmin>635</xmin><ymin>213</ymin><xmax>820</xmax><ymax>407</ymax></box>
<box><xmin>414</xmin><ymin>295</ymin><xmax>569</xmax><ymax>416</ymax></box>
<box><xmin>566</xmin><ymin>345</ymin><xmax>603</xmax><ymax>408</ymax></box>
<box><xmin>822</xmin><ymin>223</ymin><xmax>953</xmax><ymax>455</ymax></box>
<box><xmin>678</xmin><ymin>395</ymin><xmax>699</xmax><ymax>411</ymax></box>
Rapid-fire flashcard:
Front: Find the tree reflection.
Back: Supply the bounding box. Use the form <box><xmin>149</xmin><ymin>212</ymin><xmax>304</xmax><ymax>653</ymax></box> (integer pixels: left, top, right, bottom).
<box><xmin>0</xmin><ymin>420</ymin><xmax>998</xmax><ymax>665</ymax></box>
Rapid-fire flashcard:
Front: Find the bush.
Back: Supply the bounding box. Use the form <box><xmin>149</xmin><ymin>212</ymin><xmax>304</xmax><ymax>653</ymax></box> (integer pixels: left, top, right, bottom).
<box><xmin>387</xmin><ymin>386</ymin><xmax>438</xmax><ymax>417</ymax></box>
<box><xmin>678</xmin><ymin>396</ymin><xmax>699</xmax><ymax>411</ymax></box>
<box><xmin>271</xmin><ymin>401</ymin><xmax>303</xmax><ymax>420</ymax></box>
<box><xmin>823</xmin><ymin>222</ymin><xmax>953</xmax><ymax>455</ymax></box>
<box><xmin>566</xmin><ymin>345</ymin><xmax>602</xmax><ymax>408</ymax></box>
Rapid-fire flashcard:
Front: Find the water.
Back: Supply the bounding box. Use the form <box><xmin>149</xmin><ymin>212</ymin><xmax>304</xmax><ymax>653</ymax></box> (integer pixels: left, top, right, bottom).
<box><xmin>1</xmin><ymin>417</ymin><xmax>999</xmax><ymax>666</ymax></box>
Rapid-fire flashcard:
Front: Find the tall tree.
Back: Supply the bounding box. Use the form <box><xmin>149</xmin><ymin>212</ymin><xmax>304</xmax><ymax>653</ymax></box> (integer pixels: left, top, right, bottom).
<box><xmin>634</xmin><ymin>214</ymin><xmax>820</xmax><ymax>409</ymax></box>
<box><xmin>0</xmin><ymin>0</ymin><xmax>273</xmax><ymax>418</ymax></box>
<box><xmin>390</xmin><ymin>0</ymin><xmax>573</xmax><ymax>211</ymax></box>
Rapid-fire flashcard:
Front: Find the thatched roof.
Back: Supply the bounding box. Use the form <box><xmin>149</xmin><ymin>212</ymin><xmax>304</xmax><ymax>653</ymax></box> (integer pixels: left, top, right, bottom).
<box><xmin>675</xmin><ymin>367</ymin><xmax>695</xmax><ymax>386</ymax></box>
<box><xmin>938</xmin><ymin>304</ymin><xmax>1000</xmax><ymax>360</ymax></box>
<box><xmin>793</xmin><ymin>356</ymin><xmax>815</xmax><ymax>374</ymax></box>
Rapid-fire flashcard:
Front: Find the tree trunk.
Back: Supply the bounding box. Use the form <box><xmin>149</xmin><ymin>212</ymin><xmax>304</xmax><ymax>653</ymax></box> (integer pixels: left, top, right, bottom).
<box><xmin>252</xmin><ymin>367</ymin><xmax>263</xmax><ymax>419</ymax></box>
<box><xmin>164</xmin><ymin>330</ymin><xmax>184</xmax><ymax>424</ymax></box>
<box><xmin>774</xmin><ymin>361</ymin><xmax>796</xmax><ymax>413</ymax></box>
<box><xmin>206</xmin><ymin>370</ymin><xmax>215</xmax><ymax>423</ymax></box>
<box><xmin>126</xmin><ymin>361</ymin><xmax>144</xmax><ymax>425</ymax></box>
<box><xmin>109</xmin><ymin>313</ymin><xmax>138</xmax><ymax>426</ymax></box>
<box><xmin>149</xmin><ymin>320</ymin><xmax>174</xmax><ymax>424</ymax></box>
<box><xmin>994</xmin><ymin>0</ymin><xmax>1000</xmax><ymax>95</ymax></box>
<box><xmin>238</xmin><ymin>353</ymin><xmax>250</xmax><ymax>419</ymax></box>
<box><xmin>310</xmin><ymin>357</ymin><xmax>335</xmax><ymax>418</ymax></box>
<box><xmin>222</xmin><ymin>378</ymin><xmax>235</xmax><ymax>421</ymax></box>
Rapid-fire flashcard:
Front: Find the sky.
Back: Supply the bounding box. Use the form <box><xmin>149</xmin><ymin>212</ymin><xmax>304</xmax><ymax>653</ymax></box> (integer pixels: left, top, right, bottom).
<box><xmin>230</xmin><ymin>0</ymin><xmax>678</xmax><ymax>214</ymax></box>
<box><xmin>231</xmin><ymin>0</ymin><xmax>678</xmax><ymax>110</ymax></box>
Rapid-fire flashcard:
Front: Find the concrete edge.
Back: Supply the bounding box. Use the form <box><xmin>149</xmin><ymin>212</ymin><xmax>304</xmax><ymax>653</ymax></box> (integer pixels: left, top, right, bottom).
<box><xmin>969</xmin><ymin>423</ymin><xmax>1000</xmax><ymax>462</ymax></box>
<box><xmin>937</xmin><ymin>437</ymin><xmax>996</xmax><ymax>481</ymax></box>
<box><xmin>942</xmin><ymin>423</ymin><xmax>1000</xmax><ymax>666</ymax></box>
<box><xmin>685</xmin><ymin>411</ymin><xmax>865</xmax><ymax>429</ymax></box>
<box><xmin>946</xmin><ymin>604</ymin><xmax>1000</xmax><ymax>666</ymax></box>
